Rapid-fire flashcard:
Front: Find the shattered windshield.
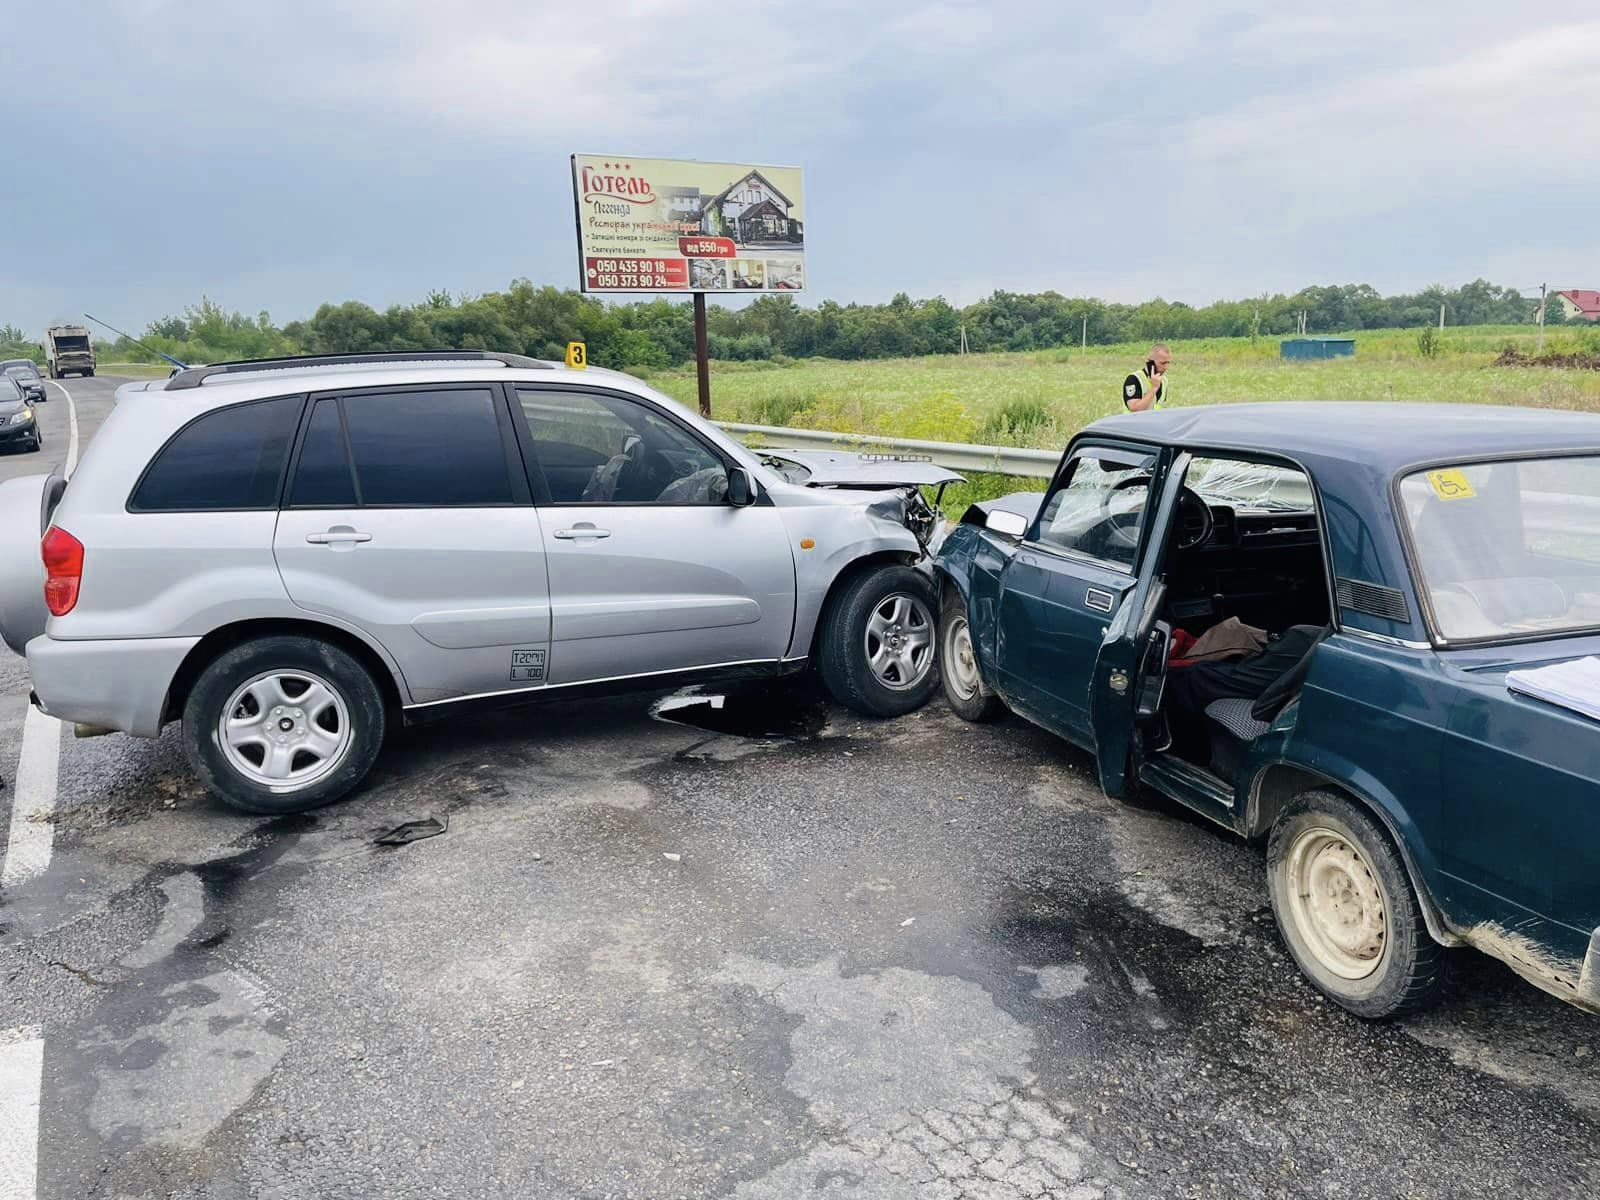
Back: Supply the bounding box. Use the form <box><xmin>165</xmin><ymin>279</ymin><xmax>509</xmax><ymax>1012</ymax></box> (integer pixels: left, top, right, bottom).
<box><xmin>1401</xmin><ymin>456</ymin><xmax>1600</xmax><ymax>642</ymax></box>
<box><xmin>1185</xmin><ymin>459</ymin><xmax>1313</xmax><ymax>512</ymax></box>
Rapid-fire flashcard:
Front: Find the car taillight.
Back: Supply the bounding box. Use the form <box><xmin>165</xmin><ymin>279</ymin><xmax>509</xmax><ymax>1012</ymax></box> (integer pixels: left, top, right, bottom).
<box><xmin>41</xmin><ymin>526</ymin><xmax>84</xmax><ymax>616</ymax></box>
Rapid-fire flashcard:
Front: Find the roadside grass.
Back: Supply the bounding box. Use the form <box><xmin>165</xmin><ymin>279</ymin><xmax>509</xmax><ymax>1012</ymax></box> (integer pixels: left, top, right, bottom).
<box><xmin>641</xmin><ymin>326</ymin><xmax>1600</xmax><ymax>513</ymax></box>
<box><xmin>96</xmin><ymin>361</ymin><xmax>171</xmax><ymax>379</ymax></box>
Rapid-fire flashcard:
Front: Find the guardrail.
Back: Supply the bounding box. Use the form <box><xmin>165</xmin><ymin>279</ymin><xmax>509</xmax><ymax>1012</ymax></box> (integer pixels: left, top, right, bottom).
<box><xmin>718</xmin><ymin>421</ymin><xmax>1061</xmax><ymax>479</ymax></box>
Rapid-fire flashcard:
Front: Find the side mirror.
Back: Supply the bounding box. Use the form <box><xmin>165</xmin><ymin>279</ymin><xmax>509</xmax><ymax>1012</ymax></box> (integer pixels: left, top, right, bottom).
<box><xmin>985</xmin><ymin>509</ymin><xmax>1028</xmax><ymax>538</ymax></box>
<box><xmin>726</xmin><ymin>467</ymin><xmax>757</xmax><ymax>507</ymax></box>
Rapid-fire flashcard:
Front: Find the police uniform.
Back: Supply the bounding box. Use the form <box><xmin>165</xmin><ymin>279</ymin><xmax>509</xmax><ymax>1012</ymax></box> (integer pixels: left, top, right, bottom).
<box><xmin>1122</xmin><ymin>368</ymin><xmax>1166</xmax><ymax>409</ymax></box>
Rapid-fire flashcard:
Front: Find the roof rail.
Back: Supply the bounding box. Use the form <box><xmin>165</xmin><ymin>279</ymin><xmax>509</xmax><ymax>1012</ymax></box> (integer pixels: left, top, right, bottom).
<box><xmin>164</xmin><ymin>350</ymin><xmax>551</xmax><ymax>391</ymax></box>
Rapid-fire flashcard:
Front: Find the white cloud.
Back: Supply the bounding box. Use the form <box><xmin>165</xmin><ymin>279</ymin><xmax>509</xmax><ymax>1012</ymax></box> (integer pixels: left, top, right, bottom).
<box><xmin>1177</xmin><ymin>20</ymin><xmax>1600</xmax><ymax>223</ymax></box>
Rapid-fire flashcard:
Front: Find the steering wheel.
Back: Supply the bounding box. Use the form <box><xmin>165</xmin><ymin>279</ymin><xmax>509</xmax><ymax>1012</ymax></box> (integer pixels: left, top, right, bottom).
<box><xmin>1099</xmin><ymin>476</ymin><xmax>1213</xmax><ymax>552</ymax></box>
<box><xmin>1173</xmin><ymin>486</ymin><xmax>1214</xmax><ymax>550</ymax></box>
<box><xmin>1099</xmin><ymin>475</ymin><xmax>1152</xmax><ymax>551</ymax></box>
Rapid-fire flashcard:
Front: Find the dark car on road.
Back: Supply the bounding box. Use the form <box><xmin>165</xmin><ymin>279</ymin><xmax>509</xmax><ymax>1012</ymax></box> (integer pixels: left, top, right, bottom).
<box><xmin>1</xmin><ymin>358</ymin><xmax>47</xmax><ymax>404</ymax></box>
<box><xmin>934</xmin><ymin>403</ymin><xmax>1600</xmax><ymax>1019</ymax></box>
<box><xmin>0</xmin><ymin>375</ymin><xmax>41</xmax><ymax>452</ymax></box>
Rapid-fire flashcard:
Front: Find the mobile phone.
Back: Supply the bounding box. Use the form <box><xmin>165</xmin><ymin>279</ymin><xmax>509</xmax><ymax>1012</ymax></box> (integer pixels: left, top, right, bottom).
<box><xmin>1145</xmin><ymin>359</ymin><xmax>1156</xmax><ymax>375</ymax></box>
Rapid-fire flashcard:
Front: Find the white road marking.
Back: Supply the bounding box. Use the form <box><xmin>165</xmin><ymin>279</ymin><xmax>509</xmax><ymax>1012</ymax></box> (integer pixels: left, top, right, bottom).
<box><xmin>0</xmin><ymin>379</ymin><xmax>78</xmax><ymax>1200</ymax></box>
<box><xmin>0</xmin><ymin>1025</ymin><xmax>42</xmax><ymax>1200</ymax></box>
<box><xmin>45</xmin><ymin>380</ymin><xmax>79</xmax><ymax>476</ymax></box>
<box><xmin>1</xmin><ymin>704</ymin><xmax>61</xmax><ymax>890</ymax></box>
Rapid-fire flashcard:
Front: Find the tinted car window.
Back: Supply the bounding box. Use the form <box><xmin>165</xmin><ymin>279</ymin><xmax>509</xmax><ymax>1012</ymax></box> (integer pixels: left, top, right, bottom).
<box><xmin>517</xmin><ymin>389</ymin><xmax>726</xmax><ymax>503</ymax></box>
<box><xmin>131</xmin><ymin>396</ymin><xmax>301</xmax><ymax>511</ymax></box>
<box><xmin>290</xmin><ymin>399</ymin><xmax>358</xmax><ymax>507</ymax></box>
<box><xmin>342</xmin><ymin>389</ymin><xmax>513</xmax><ymax>506</ymax></box>
<box><xmin>0</xmin><ymin>377</ymin><xmax>21</xmax><ymax>402</ymax></box>
<box><xmin>1035</xmin><ymin>453</ymin><xmax>1153</xmax><ymax>569</ymax></box>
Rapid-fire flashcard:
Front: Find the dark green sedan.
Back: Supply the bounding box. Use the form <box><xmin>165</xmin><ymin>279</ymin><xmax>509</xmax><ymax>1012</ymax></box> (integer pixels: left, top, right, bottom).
<box><xmin>934</xmin><ymin>402</ymin><xmax>1600</xmax><ymax>1019</ymax></box>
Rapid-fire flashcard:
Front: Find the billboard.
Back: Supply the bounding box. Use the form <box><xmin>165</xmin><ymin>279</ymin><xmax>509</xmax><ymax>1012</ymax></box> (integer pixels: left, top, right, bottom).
<box><xmin>571</xmin><ymin>154</ymin><xmax>805</xmax><ymax>294</ymax></box>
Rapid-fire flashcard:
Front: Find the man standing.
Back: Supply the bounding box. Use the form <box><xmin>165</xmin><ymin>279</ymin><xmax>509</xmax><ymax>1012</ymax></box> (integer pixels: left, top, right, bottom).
<box><xmin>1122</xmin><ymin>343</ymin><xmax>1171</xmax><ymax>412</ymax></box>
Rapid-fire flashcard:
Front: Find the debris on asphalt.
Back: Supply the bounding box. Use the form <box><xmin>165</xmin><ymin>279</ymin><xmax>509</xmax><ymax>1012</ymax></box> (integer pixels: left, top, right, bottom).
<box><xmin>663</xmin><ymin>852</ymin><xmax>682</xmax><ymax>863</ymax></box>
<box><xmin>899</xmin><ymin>917</ymin><xmax>915</xmax><ymax>927</ymax></box>
<box><xmin>374</xmin><ymin>815</ymin><xmax>447</xmax><ymax>846</ymax></box>
<box><xmin>652</xmin><ymin>684</ymin><xmax>826</xmax><ymax>740</ymax></box>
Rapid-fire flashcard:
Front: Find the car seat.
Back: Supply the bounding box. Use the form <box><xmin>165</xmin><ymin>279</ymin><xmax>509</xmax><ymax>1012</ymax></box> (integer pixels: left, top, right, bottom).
<box><xmin>1200</xmin><ymin>625</ymin><xmax>1329</xmax><ymax>780</ymax></box>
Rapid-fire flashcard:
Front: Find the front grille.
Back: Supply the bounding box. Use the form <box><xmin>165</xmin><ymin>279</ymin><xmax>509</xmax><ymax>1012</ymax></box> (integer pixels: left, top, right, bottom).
<box><xmin>1336</xmin><ymin>578</ymin><xmax>1410</xmax><ymax>623</ymax></box>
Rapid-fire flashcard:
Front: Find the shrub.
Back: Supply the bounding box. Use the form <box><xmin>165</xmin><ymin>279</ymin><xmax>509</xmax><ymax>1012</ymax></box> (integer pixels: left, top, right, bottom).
<box><xmin>1416</xmin><ymin>326</ymin><xmax>1441</xmax><ymax>358</ymax></box>
<box><xmin>977</xmin><ymin>396</ymin><xmax>1053</xmax><ymax>444</ymax></box>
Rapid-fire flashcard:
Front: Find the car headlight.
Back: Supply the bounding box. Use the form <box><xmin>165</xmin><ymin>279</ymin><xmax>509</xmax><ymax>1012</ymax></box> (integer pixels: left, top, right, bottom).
<box><xmin>11</xmin><ymin>410</ymin><xmax>32</xmax><ymax>424</ymax></box>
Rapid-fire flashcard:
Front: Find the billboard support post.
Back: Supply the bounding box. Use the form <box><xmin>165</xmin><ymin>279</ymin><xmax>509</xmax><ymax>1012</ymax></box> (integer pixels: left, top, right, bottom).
<box><xmin>693</xmin><ymin>292</ymin><xmax>711</xmax><ymax>418</ymax></box>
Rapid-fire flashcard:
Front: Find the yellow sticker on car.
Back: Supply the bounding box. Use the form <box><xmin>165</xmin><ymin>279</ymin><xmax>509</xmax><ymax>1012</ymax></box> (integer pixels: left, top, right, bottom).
<box><xmin>1426</xmin><ymin>469</ymin><xmax>1475</xmax><ymax>501</ymax></box>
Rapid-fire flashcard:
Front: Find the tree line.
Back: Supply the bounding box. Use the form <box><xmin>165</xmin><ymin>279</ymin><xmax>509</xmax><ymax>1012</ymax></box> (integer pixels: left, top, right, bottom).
<box><xmin>3</xmin><ymin>278</ymin><xmax>1562</xmax><ymax>372</ymax></box>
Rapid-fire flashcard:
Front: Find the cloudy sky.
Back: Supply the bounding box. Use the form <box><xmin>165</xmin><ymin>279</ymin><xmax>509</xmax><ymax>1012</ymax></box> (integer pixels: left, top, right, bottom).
<box><xmin>3</xmin><ymin>1</ymin><xmax>1596</xmax><ymax>332</ymax></box>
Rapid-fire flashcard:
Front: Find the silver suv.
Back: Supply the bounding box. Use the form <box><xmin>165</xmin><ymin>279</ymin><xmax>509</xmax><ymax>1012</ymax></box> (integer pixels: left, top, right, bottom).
<box><xmin>0</xmin><ymin>352</ymin><xmax>956</xmax><ymax>812</ymax></box>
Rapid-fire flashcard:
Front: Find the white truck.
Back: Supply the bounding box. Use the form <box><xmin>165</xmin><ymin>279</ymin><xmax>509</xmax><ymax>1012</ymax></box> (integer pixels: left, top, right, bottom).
<box><xmin>44</xmin><ymin>324</ymin><xmax>95</xmax><ymax>378</ymax></box>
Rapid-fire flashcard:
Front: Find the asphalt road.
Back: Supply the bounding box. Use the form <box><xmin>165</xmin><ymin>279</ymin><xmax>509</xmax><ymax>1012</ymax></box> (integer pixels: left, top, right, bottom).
<box><xmin>0</xmin><ymin>378</ymin><xmax>1596</xmax><ymax>1199</ymax></box>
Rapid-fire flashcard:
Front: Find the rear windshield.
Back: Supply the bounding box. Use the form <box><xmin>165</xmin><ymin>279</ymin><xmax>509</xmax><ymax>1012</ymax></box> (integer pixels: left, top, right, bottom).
<box><xmin>1400</xmin><ymin>456</ymin><xmax>1600</xmax><ymax>641</ymax></box>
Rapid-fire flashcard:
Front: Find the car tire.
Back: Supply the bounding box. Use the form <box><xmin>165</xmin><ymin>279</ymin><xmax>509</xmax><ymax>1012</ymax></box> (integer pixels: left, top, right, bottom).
<box><xmin>817</xmin><ymin>564</ymin><xmax>939</xmax><ymax>717</ymax></box>
<box><xmin>1267</xmin><ymin>790</ymin><xmax>1448</xmax><ymax>1018</ymax></box>
<box><xmin>939</xmin><ymin>589</ymin><xmax>1004</xmax><ymax>721</ymax></box>
<box><xmin>182</xmin><ymin>635</ymin><xmax>386</xmax><ymax>814</ymax></box>
<box><xmin>28</xmin><ymin>432</ymin><xmax>41</xmax><ymax>453</ymax></box>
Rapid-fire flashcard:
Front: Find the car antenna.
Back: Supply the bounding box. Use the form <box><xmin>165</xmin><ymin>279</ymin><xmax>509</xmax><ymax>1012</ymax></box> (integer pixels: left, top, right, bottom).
<box><xmin>81</xmin><ymin>312</ymin><xmax>188</xmax><ymax>370</ymax></box>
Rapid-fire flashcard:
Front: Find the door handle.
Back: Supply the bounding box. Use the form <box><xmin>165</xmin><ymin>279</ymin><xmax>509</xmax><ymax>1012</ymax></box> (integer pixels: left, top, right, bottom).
<box><xmin>553</xmin><ymin>525</ymin><xmax>611</xmax><ymax>540</ymax></box>
<box><xmin>306</xmin><ymin>528</ymin><xmax>373</xmax><ymax>545</ymax></box>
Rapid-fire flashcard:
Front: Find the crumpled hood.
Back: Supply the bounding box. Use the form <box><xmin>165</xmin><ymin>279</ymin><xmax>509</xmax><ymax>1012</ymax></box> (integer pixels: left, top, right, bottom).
<box><xmin>764</xmin><ymin>449</ymin><xmax>963</xmax><ymax>488</ymax></box>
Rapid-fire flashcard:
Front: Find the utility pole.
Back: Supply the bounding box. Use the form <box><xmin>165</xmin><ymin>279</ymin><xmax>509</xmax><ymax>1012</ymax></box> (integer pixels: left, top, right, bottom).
<box><xmin>1537</xmin><ymin>283</ymin><xmax>1547</xmax><ymax>354</ymax></box>
<box><xmin>1438</xmin><ymin>303</ymin><xmax>1445</xmax><ymax>331</ymax></box>
<box><xmin>959</xmin><ymin>324</ymin><xmax>968</xmax><ymax>355</ymax></box>
<box><xmin>1081</xmin><ymin>315</ymin><xmax>1087</xmax><ymax>349</ymax></box>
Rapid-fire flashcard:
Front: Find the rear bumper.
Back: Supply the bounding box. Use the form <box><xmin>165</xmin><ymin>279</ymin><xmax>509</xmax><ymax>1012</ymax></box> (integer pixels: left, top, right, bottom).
<box><xmin>27</xmin><ymin>634</ymin><xmax>199</xmax><ymax>738</ymax></box>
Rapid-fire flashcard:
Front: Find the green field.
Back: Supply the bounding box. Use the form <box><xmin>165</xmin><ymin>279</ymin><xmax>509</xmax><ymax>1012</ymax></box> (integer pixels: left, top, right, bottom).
<box><xmin>638</xmin><ymin>326</ymin><xmax>1600</xmax><ymax>512</ymax></box>
<box><xmin>642</xmin><ymin>325</ymin><xmax>1600</xmax><ymax>449</ymax></box>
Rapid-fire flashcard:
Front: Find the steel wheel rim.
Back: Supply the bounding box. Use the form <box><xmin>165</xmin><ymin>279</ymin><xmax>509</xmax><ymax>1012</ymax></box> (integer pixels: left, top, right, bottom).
<box><xmin>864</xmin><ymin>592</ymin><xmax>935</xmax><ymax>691</ymax></box>
<box><xmin>1285</xmin><ymin>826</ymin><xmax>1389</xmax><ymax>980</ymax></box>
<box><xmin>218</xmin><ymin>669</ymin><xmax>352</xmax><ymax>792</ymax></box>
<box><xmin>944</xmin><ymin>614</ymin><xmax>982</xmax><ymax>700</ymax></box>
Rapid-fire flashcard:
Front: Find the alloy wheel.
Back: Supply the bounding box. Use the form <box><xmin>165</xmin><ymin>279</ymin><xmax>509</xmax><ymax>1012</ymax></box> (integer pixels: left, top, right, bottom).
<box><xmin>864</xmin><ymin>592</ymin><xmax>934</xmax><ymax>690</ymax></box>
<box><xmin>218</xmin><ymin>669</ymin><xmax>353</xmax><ymax>791</ymax></box>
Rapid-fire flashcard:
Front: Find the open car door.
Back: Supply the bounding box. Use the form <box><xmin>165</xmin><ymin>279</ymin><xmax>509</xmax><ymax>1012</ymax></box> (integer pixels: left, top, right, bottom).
<box><xmin>1089</xmin><ymin>451</ymin><xmax>1191</xmax><ymax>797</ymax></box>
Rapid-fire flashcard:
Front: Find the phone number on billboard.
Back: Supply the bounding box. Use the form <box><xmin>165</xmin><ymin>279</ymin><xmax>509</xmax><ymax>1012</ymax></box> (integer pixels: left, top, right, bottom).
<box><xmin>585</xmin><ymin>257</ymin><xmax>689</xmax><ymax>290</ymax></box>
